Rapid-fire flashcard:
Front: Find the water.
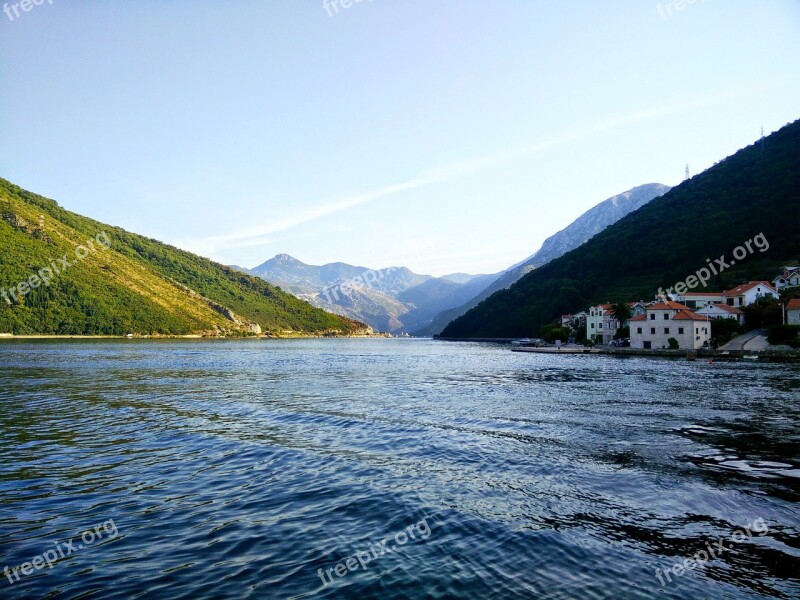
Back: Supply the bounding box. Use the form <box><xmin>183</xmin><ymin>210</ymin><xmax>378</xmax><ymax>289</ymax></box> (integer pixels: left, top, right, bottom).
<box><xmin>0</xmin><ymin>339</ymin><xmax>798</xmax><ymax>599</ymax></box>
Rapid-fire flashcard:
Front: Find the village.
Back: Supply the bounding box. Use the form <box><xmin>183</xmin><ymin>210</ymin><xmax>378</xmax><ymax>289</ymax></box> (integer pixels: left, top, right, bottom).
<box><xmin>557</xmin><ymin>266</ymin><xmax>800</xmax><ymax>352</ymax></box>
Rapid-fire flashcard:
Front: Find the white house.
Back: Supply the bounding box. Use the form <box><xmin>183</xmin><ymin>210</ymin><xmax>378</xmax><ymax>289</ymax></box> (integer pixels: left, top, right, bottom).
<box><xmin>723</xmin><ymin>281</ymin><xmax>780</xmax><ymax>308</ymax></box>
<box><xmin>629</xmin><ymin>300</ymin><xmax>711</xmax><ymax>350</ymax></box>
<box><xmin>773</xmin><ymin>266</ymin><xmax>800</xmax><ymax>291</ymax></box>
<box><xmin>696</xmin><ymin>303</ymin><xmax>744</xmax><ymax>326</ymax></box>
<box><xmin>788</xmin><ymin>299</ymin><xmax>800</xmax><ymax>326</ymax></box>
<box><xmin>676</xmin><ymin>292</ymin><xmax>725</xmax><ymax>310</ymax></box>
<box><xmin>586</xmin><ymin>304</ymin><xmax>610</xmax><ymax>344</ymax></box>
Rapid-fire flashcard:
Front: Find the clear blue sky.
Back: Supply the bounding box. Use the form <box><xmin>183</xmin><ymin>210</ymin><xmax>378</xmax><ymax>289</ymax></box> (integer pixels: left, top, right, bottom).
<box><xmin>2</xmin><ymin>1</ymin><xmax>799</xmax><ymax>276</ymax></box>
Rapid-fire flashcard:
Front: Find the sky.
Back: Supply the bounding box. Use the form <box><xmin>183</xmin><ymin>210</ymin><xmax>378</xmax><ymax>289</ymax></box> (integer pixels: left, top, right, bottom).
<box><xmin>1</xmin><ymin>1</ymin><xmax>799</xmax><ymax>277</ymax></box>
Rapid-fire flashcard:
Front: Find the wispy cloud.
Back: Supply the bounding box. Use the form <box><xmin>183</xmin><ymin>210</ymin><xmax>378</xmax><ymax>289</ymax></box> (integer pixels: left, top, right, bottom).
<box><xmin>180</xmin><ymin>88</ymin><xmax>755</xmax><ymax>256</ymax></box>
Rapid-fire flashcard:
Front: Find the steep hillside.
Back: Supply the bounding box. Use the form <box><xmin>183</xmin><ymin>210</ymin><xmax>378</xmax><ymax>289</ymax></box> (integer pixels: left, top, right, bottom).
<box><xmin>0</xmin><ymin>179</ymin><xmax>366</xmax><ymax>336</ymax></box>
<box><xmin>418</xmin><ymin>183</ymin><xmax>670</xmax><ymax>335</ymax></box>
<box><xmin>441</xmin><ymin>121</ymin><xmax>800</xmax><ymax>338</ymax></box>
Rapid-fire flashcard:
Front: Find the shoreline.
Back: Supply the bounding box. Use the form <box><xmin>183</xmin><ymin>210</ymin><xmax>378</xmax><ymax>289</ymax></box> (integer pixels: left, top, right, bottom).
<box><xmin>0</xmin><ymin>333</ymin><xmax>393</xmax><ymax>341</ymax></box>
<box><xmin>510</xmin><ymin>345</ymin><xmax>800</xmax><ymax>362</ymax></box>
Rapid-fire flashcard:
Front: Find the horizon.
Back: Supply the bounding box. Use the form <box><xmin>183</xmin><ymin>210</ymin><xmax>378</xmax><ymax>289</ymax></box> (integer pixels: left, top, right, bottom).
<box><xmin>2</xmin><ymin>1</ymin><xmax>799</xmax><ymax>276</ymax></box>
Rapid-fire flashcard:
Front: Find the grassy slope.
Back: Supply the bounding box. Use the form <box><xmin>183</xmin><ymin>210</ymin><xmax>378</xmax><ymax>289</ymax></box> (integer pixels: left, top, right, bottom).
<box><xmin>0</xmin><ymin>179</ymin><xmax>364</xmax><ymax>335</ymax></box>
<box><xmin>442</xmin><ymin>120</ymin><xmax>800</xmax><ymax>338</ymax></box>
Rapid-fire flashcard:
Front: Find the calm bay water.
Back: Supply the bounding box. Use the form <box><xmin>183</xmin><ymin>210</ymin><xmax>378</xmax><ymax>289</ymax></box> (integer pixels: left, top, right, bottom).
<box><xmin>0</xmin><ymin>338</ymin><xmax>798</xmax><ymax>599</ymax></box>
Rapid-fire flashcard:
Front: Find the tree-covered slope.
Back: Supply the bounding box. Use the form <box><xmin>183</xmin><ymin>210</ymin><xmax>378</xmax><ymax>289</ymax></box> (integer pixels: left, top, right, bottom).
<box><xmin>441</xmin><ymin>120</ymin><xmax>800</xmax><ymax>338</ymax></box>
<box><xmin>0</xmin><ymin>179</ymin><xmax>366</xmax><ymax>335</ymax></box>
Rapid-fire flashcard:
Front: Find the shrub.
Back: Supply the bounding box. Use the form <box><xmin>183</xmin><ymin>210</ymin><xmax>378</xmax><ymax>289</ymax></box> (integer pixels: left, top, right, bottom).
<box><xmin>767</xmin><ymin>324</ymin><xmax>800</xmax><ymax>347</ymax></box>
<box><xmin>667</xmin><ymin>337</ymin><xmax>679</xmax><ymax>350</ymax></box>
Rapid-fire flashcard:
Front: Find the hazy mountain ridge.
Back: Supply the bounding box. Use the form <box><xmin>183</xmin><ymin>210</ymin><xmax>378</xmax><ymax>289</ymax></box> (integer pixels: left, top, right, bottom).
<box><xmin>245</xmin><ymin>254</ymin><xmax>499</xmax><ymax>333</ymax></box>
<box><xmin>416</xmin><ymin>183</ymin><xmax>671</xmax><ymax>336</ymax></box>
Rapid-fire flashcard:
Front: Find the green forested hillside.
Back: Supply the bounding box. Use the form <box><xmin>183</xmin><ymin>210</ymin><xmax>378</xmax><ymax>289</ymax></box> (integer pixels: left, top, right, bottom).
<box><xmin>442</xmin><ymin>120</ymin><xmax>800</xmax><ymax>338</ymax></box>
<box><xmin>0</xmin><ymin>179</ymin><xmax>366</xmax><ymax>335</ymax></box>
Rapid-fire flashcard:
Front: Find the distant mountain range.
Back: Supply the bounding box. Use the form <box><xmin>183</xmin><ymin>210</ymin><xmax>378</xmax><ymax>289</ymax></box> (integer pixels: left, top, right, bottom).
<box><xmin>441</xmin><ymin>120</ymin><xmax>800</xmax><ymax>338</ymax></box>
<box><xmin>416</xmin><ymin>183</ymin><xmax>671</xmax><ymax>335</ymax></box>
<box><xmin>0</xmin><ymin>179</ymin><xmax>366</xmax><ymax>336</ymax></box>
<box><xmin>235</xmin><ymin>254</ymin><xmax>497</xmax><ymax>333</ymax></box>
<box><xmin>242</xmin><ymin>183</ymin><xmax>670</xmax><ymax>334</ymax></box>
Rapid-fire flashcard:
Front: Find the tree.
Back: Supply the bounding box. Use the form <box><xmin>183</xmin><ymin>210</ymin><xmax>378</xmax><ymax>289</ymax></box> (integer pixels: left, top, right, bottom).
<box><xmin>710</xmin><ymin>317</ymin><xmax>742</xmax><ymax>348</ymax></box>
<box><xmin>609</xmin><ymin>302</ymin><xmax>632</xmax><ymax>338</ymax></box>
<box><xmin>540</xmin><ymin>324</ymin><xmax>571</xmax><ymax>343</ymax></box>
<box><xmin>743</xmin><ymin>297</ymin><xmax>782</xmax><ymax>330</ymax></box>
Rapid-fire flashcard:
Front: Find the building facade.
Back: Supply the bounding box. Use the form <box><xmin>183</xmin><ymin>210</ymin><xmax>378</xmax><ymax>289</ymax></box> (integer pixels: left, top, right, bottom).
<box><xmin>629</xmin><ymin>301</ymin><xmax>711</xmax><ymax>350</ymax></box>
<box><xmin>723</xmin><ymin>281</ymin><xmax>780</xmax><ymax>307</ymax></box>
<box><xmin>788</xmin><ymin>299</ymin><xmax>800</xmax><ymax>326</ymax></box>
<box><xmin>773</xmin><ymin>266</ymin><xmax>800</xmax><ymax>291</ymax></box>
<box><xmin>696</xmin><ymin>303</ymin><xmax>744</xmax><ymax>325</ymax></box>
<box><xmin>676</xmin><ymin>292</ymin><xmax>725</xmax><ymax>310</ymax></box>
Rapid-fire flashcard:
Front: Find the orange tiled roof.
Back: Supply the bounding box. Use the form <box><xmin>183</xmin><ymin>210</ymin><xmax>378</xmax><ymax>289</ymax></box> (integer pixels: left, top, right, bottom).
<box><xmin>723</xmin><ymin>281</ymin><xmax>778</xmax><ymax>297</ymax></box>
<box><xmin>716</xmin><ymin>304</ymin><xmax>742</xmax><ymax>315</ymax></box>
<box><xmin>787</xmin><ymin>299</ymin><xmax>800</xmax><ymax>310</ymax></box>
<box><xmin>682</xmin><ymin>292</ymin><xmax>723</xmax><ymax>296</ymax></box>
<box><xmin>650</xmin><ymin>301</ymin><xmax>688</xmax><ymax>310</ymax></box>
<box><xmin>629</xmin><ymin>314</ymin><xmax>647</xmax><ymax>322</ymax></box>
<box><xmin>672</xmin><ymin>309</ymin><xmax>706</xmax><ymax>321</ymax></box>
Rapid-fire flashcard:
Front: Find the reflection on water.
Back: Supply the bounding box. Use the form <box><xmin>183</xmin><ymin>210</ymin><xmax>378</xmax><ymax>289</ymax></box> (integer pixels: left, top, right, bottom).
<box><xmin>0</xmin><ymin>339</ymin><xmax>798</xmax><ymax>599</ymax></box>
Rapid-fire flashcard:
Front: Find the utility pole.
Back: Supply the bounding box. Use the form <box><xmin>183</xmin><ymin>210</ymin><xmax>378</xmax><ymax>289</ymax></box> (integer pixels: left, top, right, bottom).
<box><xmin>685</xmin><ymin>164</ymin><xmax>690</xmax><ymax>181</ymax></box>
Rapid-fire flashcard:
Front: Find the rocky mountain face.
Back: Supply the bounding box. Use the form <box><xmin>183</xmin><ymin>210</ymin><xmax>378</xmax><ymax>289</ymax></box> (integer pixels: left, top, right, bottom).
<box><xmin>242</xmin><ymin>255</ymin><xmax>499</xmax><ymax>334</ymax></box>
<box><xmin>416</xmin><ymin>183</ymin><xmax>671</xmax><ymax>336</ymax></box>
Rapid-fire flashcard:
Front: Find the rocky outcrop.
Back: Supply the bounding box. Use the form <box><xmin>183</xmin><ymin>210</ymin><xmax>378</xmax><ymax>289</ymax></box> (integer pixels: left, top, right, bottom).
<box><xmin>167</xmin><ymin>278</ymin><xmax>262</xmax><ymax>335</ymax></box>
<box><xmin>1</xmin><ymin>212</ymin><xmax>52</xmax><ymax>242</ymax></box>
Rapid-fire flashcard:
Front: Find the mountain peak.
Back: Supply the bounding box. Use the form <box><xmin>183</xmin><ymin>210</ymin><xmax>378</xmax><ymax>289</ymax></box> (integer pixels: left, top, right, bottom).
<box><xmin>273</xmin><ymin>253</ymin><xmax>301</xmax><ymax>263</ymax></box>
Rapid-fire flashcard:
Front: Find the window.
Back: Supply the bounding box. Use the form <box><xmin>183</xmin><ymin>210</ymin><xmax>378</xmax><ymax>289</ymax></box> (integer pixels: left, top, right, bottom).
<box><xmin>650</xmin><ymin>313</ymin><xmax>656</xmax><ymax>320</ymax></box>
<box><xmin>696</xmin><ymin>328</ymin><xmax>699</xmax><ymax>334</ymax></box>
<box><xmin>644</xmin><ymin>341</ymin><xmax>652</xmax><ymax>349</ymax></box>
<box><xmin>703</xmin><ymin>327</ymin><xmax>708</xmax><ymax>334</ymax></box>
<box><xmin>637</xmin><ymin>327</ymin><xmax>642</xmax><ymax>334</ymax></box>
<box><xmin>664</xmin><ymin>328</ymin><xmax>670</xmax><ymax>334</ymax></box>
<box><xmin>651</xmin><ymin>328</ymin><xmax>656</xmax><ymax>334</ymax></box>
<box><xmin>678</xmin><ymin>327</ymin><xmax>684</xmax><ymax>334</ymax></box>
<box><xmin>590</xmin><ymin>323</ymin><xmax>594</xmax><ymax>329</ymax></box>
<box><xmin>664</xmin><ymin>313</ymin><xmax>670</xmax><ymax>320</ymax></box>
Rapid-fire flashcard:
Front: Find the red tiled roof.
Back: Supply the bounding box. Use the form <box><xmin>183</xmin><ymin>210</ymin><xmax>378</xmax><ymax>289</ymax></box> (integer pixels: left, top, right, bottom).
<box><xmin>650</xmin><ymin>301</ymin><xmax>688</xmax><ymax>310</ymax></box>
<box><xmin>682</xmin><ymin>292</ymin><xmax>723</xmax><ymax>297</ymax></box>
<box><xmin>672</xmin><ymin>309</ymin><xmax>706</xmax><ymax>321</ymax></box>
<box><xmin>723</xmin><ymin>281</ymin><xmax>778</xmax><ymax>297</ymax></box>
<box><xmin>787</xmin><ymin>299</ymin><xmax>800</xmax><ymax>311</ymax></box>
<box><xmin>629</xmin><ymin>314</ymin><xmax>647</xmax><ymax>321</ymax></box>
<box><xmin>716</xmin><ymin>304</ymin><xmax>742</xmax><ymax>314</ymax></box>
